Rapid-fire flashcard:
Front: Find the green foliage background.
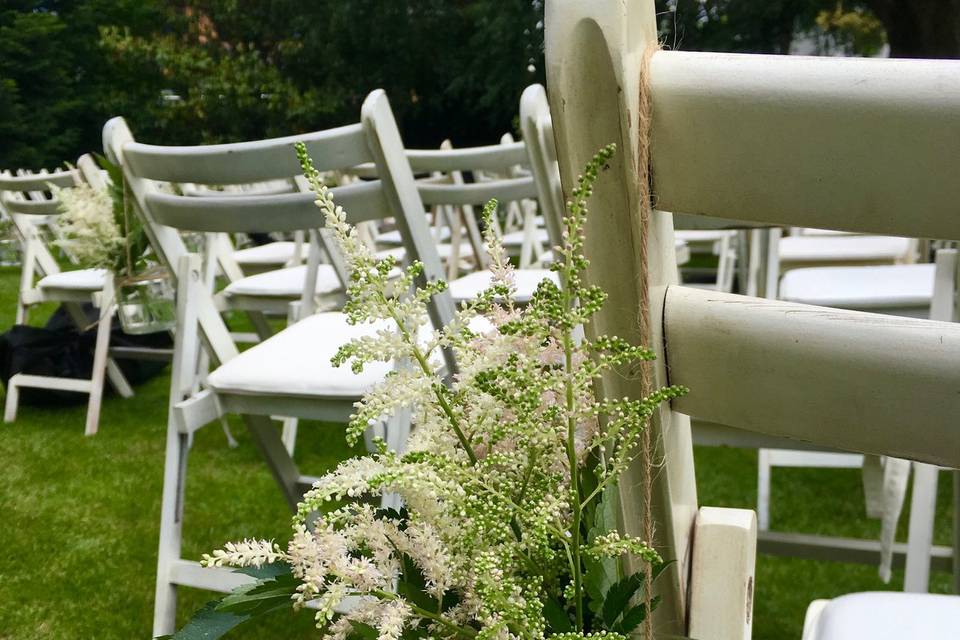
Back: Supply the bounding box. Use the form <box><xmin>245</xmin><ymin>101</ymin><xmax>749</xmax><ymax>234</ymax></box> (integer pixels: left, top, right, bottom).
<box><xmin>0</xmin><ymin>0</ymin><xmax>546</xmax><ymax>169</ymax></box>
<box><xmin>2</xmin><ymin>1</ymin><xmax>957</xmax><ymax>172</ymax></box>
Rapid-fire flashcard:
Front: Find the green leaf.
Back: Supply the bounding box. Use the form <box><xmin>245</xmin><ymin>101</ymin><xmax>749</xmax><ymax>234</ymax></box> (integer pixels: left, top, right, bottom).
<box><xmin>161</xmin><ymin>599</ymin><xmax>250</xmax><ymax>640</ymax></box>
<box><xmin>583</xmin><ymin>483</ymin><xmax>620</xmax><ymax>615</ymax></box>
<box><xmin>601</xmin><ymin>572</ymin><xmax>645</xmax><ymax>628</ymax></box>
<box><xmin>346</xmin><ymin>621</ymin><xmax>379</xmax><ymax>639</ymax></box>
<box><xmin>234</xmin><ymin>562</ymin><xmax>292</xmax><ymax>581</ymax></box>
<box><xmin>542</xmin><ymin>596</ymin><xmax>573</xmax><ymax>633</ymax></box>
<box><xmin>613</xmin><ymin>595</ymin><xmax>661</xmax><ymax>634</ymax></box>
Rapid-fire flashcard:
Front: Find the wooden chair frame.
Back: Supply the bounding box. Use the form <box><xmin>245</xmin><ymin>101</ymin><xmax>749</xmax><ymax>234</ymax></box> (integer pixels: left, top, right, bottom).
<box><xmin>547</xmin><ymin>1</ymin><xmax>960</xmax><ymax>636</ymax></box>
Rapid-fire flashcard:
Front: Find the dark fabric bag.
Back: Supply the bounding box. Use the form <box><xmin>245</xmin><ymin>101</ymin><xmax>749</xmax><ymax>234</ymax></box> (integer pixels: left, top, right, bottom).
<box><xmin>0</xmin><ymin>304</ymin><xmax>171</xmax><ymax>406</ymax></box>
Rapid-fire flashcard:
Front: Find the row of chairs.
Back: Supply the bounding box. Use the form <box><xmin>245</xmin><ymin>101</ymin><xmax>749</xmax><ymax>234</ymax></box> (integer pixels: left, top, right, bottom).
<box><xmin>3</xmin><ymin>74</ymin><xmax>955</xmax><ymax>636</ymax></box>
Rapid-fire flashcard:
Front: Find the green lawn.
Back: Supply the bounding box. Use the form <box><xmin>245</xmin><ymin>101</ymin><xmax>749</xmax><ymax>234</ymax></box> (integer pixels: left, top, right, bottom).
<box><xmin>0</xmin><ymin>266</ymin><xmax>954</xmax><ymax>639</ymax></box>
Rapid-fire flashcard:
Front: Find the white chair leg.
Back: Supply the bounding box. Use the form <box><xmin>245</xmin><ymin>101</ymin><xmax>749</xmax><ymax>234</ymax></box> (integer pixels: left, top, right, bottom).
<box><xmin>220</xmin><ymin>417</ymin><xmax>239</xmax><ymax>449</ymax></box>
<box><xmin>281</xmin><ymin>417</ymin><xmax>299</xmax><ymax>456</ymax></box>
<box><xmin>84</xmin><ymin>303</ymin><xmax>115</xmax><ymax>436</ymax></box>
<box><xmin>953</xmin><ymin>470</ymin><xmax>959</xmax><ymax>594</ymax></box>
<box><xmin>105</xmin><ymin>359</ymin><xmax>135</xmax><ymax>398</ymax></box>
<box><xmin>363</xmin><ymin>420</ymin><xmax>386</xmax><ymax>453</ymax></box>
<box><xmin>380</xmin><ymin>406</ymin><xmax>412</xmax><ymax>510</ymax></box>
<box><xmin>904</xmin><ymin>462</ymin><xmax>940</xmax><ymax>592</ymax></box>
<box><xmin>4</xmin><ymin>375</ymin><xmax>21</xmax><ymax>423</ymax></box>
<box><xmin>757</xmin><ymin>448</ymin><xmax>772</xmax><ymax>531</ymax></box>
<box><xmin>153</xmin><ymin>427</ymin><xmax>191</xmax><ymax>638</ymax></box>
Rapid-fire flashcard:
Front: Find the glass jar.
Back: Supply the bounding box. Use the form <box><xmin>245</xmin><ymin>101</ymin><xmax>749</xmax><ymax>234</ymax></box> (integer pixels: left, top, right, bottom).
<box><xmin>114</xmin><ymin>270</ymin><xmax>176</xmax><ymax>334</ymax></box>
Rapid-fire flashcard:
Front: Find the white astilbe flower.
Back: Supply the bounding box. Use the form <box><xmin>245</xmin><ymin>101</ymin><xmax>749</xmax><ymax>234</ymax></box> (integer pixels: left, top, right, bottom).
<box><xmin>52</xmin><ymin>182</ymin><xmax>124</xmax><ymax>270</ymax></box>
<box><xmin>201</xmin><ymin>539</ymin><xmax>285</xmax><ymax>569</ymax></box>
<box><xmin>199</xmin><ymin>144</ymin><xmax>683</xmax><ymax>639</ymax></box>
<box><xmin>377</xmin><ymin>599</ymin><xmax>412</xmax><ymax>640</ymax></box>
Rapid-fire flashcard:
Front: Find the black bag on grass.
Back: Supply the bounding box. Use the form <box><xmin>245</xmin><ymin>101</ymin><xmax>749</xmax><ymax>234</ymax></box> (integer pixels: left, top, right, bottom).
<box><xmin>0</xmin><ymin>304</ymin><xmax>171</xmax><ymax>406</ymax></box>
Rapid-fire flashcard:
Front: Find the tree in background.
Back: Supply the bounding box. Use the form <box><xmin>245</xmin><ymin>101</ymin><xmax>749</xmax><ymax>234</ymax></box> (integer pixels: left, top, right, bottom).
<box><xmin>657</xmin><ymin>0</ymin><xmax>959</xmax><ymax>58</ymax></box>
<box><xmin>1</xmin><ymin>0</ymin><xmax>545</xmax><ymax>168</ymax></box>
<box><xmin>3</xmin><ymin>1</ymin><xmax>958</xmax><ymax>169</ymax></box>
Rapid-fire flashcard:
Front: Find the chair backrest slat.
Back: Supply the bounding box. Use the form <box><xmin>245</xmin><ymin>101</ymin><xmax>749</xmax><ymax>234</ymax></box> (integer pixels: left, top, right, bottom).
<box><xmin>1</xmin><ymin>197</ymin><xmax>61</xmax><ymax>216</ymax></box>
<box><xmin>417</xmin><ymin>175</ymin><xmax>537</xmax><ymax>207</ymax></box>
<box><xmin>144</xmin><ymin>179</ymin><xmax>392</xmax><ymax>233</ymax></box>
<box><xmin>122</xmin><ymin>123</ymin><xmax>369</xmax><ymax>185</ymax></box>
<box><xmin>650</xmin><ymin>50</ymin><xmax>960</xmax><ymax>239</ymax></box>
<box><xmin>407</xmin><ymin>141</ymin><xmax>530</xmax><ymax>173</ymax></box>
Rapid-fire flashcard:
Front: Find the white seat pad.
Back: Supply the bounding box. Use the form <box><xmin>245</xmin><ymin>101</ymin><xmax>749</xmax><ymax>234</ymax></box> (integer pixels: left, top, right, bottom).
<box><xmin>207</xmin><ymin>313</ymin><xmax>401</xmax><ymax>399</ymax></box>
<box><xmin>501</xmin><ymin>228</ymin><xmax>550</xmax><ymax>247</ymax></box>
<box><xmin>449</xmin><ymin>269</ymin><xmax>558</xmax><ymax>303</ymax></box>
<box><xmin>808</xmin><ymin>592</ymin><xmax>960</xmax><ymax>640</ymax></box>
<box><xmin>232</xmin><ymin>241</ymin><xmax>307</xmax><ymax>266</ymax></box>
<box><xmin>207</xmin><ymin>312</ymin><xmax>489</xmax><ymax>399</ymax></box>
<box><xmin>779</xmin><ymin>235</ymin><xmax>912</xmax><ymax>263</ymax></box>
<box><xmin>38</xmin><ymin>268</ymin><xmax>108</xmax><ymax>291</ymax></box>
<box><xmin>780</xmin><ymin>263</ymin><xmax>935</xmax><ymax>309</ymax></box>
<box><xmin>223</xmin><ymin>264</ymin><xmax>342</xmax><ymax>298</ymax></box>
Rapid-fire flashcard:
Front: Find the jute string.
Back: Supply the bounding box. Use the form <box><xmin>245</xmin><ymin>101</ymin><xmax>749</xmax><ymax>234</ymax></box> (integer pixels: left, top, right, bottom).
<box><xmin>637</xmin><ymin>41</ymin><xmax>659</xmax><ymax>640</ymax></box>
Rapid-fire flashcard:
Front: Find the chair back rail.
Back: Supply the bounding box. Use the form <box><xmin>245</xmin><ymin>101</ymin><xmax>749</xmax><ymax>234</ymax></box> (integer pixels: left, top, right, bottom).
<box><xmin>143</xmin><ymin>179</ymin><xmax>390</xmax><ymax>233</ymax></box>
<box><xmin>406</xmin><ymin>141</ymin><xmax>529</xmax><ymax>173</ymax></box>
<box><xmin>415</xmin><ymin>175</ymin><xmax>537</xmax><ymax>207</ymax></box>
<box><xmin>650</xmin><ymin>51</ymin><xmax>960</xmax><ymax>238</ymax></box>
<box><xmin>666</xmin><ymin>288</ymin><xmax>960</xmax><ymax>468</ymax></box>
<box><xmin>121</xmin><ymin>124</ymin><xmax>369</xmax><ymax>185</ymax></box>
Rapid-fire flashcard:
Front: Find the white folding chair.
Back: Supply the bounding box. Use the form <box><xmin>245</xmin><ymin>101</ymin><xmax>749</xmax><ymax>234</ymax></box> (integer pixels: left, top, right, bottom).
<box><xmin>403</xmin><ymin>140</ymin><xmax>560</xmax><ymax>303</ymax></box>
<box><xmin>0</xmin><ymin>162</ymin><xmax>135</xmax><ymax>435</ymax></box>
<box><xmin>104</xmin><ymin>89</ymin><xmax>513</xmax><ymax>637</ymax></box>
<box><xmin>548</xmin><ymin>1</ymin><xmax>960</xmax><ymax>636</ymax></box>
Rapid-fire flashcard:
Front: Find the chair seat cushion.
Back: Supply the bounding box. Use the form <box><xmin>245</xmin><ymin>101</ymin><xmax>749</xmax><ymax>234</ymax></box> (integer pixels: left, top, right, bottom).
<box><xmin>779</xmin><ymin>235</ymin><xmax>912</xmax><ymax>263</ymax></box>
<box><xmin>779</xmin><ymin>263</ymin><xmax>935</xmax><ymax>309</ymax></box>
<box><xmin>806</xmin><ymin>592</ymin><xmax>960</xmax><ymax>640</ymax></box>
<box><xmin>232</xmin><ymin>241</ymin><xmax>307</xmax><ymax>267</ymax></box>
<box><xmin>37</xmin><ymin>268</ymin><xmax>108</xmax><ymax>291</ymax></box>
<box><xmin>223</xmin><ymin>264</ymin><xmax>342</xmax><ymax>298</ymax></box>
<box><xmin>207</xmin><ymin>312</ymin><xmax>490</xmax><ymax>400</ymax></box>
<box><xmin>448</xmin><ymin>269</ymin><xmax>558</xmax><ymax>303</ymax></box>
<box><xmin>207</xmin><ymin>313</ymin><xmax>402</xmax><ymax>399</ymax></box>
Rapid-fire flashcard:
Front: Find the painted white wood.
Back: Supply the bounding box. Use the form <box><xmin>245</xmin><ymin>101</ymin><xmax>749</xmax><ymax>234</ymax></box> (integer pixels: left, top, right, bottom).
<box><xmin>649</xmin><ymin>51</ymin><xmax>960</xmax><ymax>240</ymax></box>
<box><xmin>688</xmin><ymin>507</ymin><xmax>756</xmax><ymax>640</ymax></box>
<box><xmin>666</xmin><ymin>286</ymin><xmax>960</xmax><ymax>468</ymax></box>
<box><xmin>545</xmin><ymin>2</ymin><xmax>699</xmax><ymax>631</ymax></box>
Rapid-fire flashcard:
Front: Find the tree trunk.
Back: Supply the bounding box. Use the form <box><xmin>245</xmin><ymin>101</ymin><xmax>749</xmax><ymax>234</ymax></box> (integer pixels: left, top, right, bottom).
<box><xmin>868</xmin><ymin>0</ymin><xmax>960</xmax><ymax>58</ymax></box>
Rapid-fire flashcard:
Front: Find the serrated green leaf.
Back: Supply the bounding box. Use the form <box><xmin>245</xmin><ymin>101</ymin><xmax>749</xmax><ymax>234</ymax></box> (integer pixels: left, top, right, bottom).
<box><xmin>613</xmin><ymin>594</ymin><xmax>661</xmax><ymax>634</ymax></box>
<box><xmin>584</xmin><ymin>483</ymin><xmax>620</xmax><ymax>615</ymax></box>
<box><xmin>164</xmin><ymin>599</ymin><xmax>249</xmax><ymax>640</ymax></box>
<box><xmin>217</xmin><ymin>582</ymin><xmax>297</xmax><ymax>615</ymax></box>
<box><xmin>601</xmin><ymin>572</ymin><xmax>644</xmax><ymax>627</ymax></box>
<box><xmin>232</xmin><ymin>562</ymin><xmax>293</xmax><ymax>581</ymax></box>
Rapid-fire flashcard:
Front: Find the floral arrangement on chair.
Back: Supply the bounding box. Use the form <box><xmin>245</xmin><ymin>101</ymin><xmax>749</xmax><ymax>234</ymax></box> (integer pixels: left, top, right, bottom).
<box><xmin>53</xmin><ymin>156</ymin><xmax>174</xmax><ymax>334</ymax></box>
<box><xmin>173</xmin><ymin>144</ymin><xmax>686</xmax><ymax>639</ymax></box>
